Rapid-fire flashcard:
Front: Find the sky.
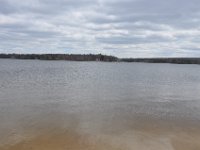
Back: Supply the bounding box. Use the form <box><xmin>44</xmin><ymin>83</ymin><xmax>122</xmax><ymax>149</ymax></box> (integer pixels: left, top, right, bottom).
<box><xmin>1</xmin><ymin>0</ymin><xmax>200</xmax><ymax>58</ymax></box>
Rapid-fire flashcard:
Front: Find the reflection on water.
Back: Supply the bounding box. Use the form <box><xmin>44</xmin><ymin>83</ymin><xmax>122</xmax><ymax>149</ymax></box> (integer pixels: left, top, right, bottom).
<box><xmin>0</xmin><ymin>59</ymin><xmax>200</xmax><ymax>150</ymax></box>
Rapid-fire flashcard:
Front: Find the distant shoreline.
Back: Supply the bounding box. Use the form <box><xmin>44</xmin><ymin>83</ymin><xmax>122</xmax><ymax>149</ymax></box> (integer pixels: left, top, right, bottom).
<box><xmin>0</xmin><ymin>53</ymin><xmax>200</xmax><ymax>64</ymax></box>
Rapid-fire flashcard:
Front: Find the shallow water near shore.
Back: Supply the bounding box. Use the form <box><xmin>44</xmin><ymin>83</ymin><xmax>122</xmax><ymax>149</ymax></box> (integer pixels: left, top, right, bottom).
<box><xmin>0</xmin><ymin>59</ymin><xmax>200</xmax><ymax>150</ymax></box>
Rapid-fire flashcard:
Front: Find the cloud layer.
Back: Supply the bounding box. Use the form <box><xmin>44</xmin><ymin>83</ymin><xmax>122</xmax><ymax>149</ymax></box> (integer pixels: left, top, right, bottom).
<box><xmin>1</xmin><ymin>0</ymin><xmax>200</xmax><ymax>57</ymax></box>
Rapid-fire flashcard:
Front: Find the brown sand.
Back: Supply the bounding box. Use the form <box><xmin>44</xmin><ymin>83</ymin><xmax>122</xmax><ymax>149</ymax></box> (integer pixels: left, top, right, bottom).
<box><xmin>1</xmin><ymin>113</ymin><xmax>200</xmax><ymax>150</ymax></box>
<box><xmin>1</xmin><ymin>123</ymin><xmax>200</xmax><ymax>150</ymax></box>
<box><xmin>0</xmin><ymin>130</ymin><xmax>121</xmax><ymax>150</ymax></box>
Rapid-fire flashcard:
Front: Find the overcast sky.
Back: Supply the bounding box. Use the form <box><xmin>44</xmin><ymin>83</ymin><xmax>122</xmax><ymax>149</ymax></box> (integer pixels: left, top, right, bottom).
<box><xmin>1</xmin><ymin>0</ymin><xmax>200</xmax><ymax>57</ymax></box>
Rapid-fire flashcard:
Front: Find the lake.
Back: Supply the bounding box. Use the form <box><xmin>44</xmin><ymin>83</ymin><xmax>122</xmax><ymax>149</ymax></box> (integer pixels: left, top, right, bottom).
<box><xmin>0</xmin><ymin>59</ymin><xmax>200</xmax><ymax>150</ymax></box>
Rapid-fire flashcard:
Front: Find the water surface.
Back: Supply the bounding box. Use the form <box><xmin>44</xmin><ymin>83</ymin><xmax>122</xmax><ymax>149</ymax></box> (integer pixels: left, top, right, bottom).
<box><xmin>0</xmin><ymin>59</ymin><xmax>200</xmax><ymax>150</ymax></box>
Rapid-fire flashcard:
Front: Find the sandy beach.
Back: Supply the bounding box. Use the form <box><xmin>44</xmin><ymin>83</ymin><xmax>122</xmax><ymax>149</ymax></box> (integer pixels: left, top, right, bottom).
<box><xmin>1</xmin><ymin>118</ymin><xmax>200</xmax><ymax>150</ymax></box>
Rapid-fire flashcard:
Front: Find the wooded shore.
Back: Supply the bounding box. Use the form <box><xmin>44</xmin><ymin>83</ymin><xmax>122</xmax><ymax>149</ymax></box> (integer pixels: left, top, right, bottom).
<box><xmin>0</xmin><ymin>54</ymin><xmax>200</xmax><ymax>64</ymax></box>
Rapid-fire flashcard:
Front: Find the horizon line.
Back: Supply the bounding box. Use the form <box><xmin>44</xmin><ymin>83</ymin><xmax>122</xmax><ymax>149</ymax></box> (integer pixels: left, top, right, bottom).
<box><xmin>1</xmin><ymin>53</ymin><xmax>200</xmax><ymax>59</ymax></box>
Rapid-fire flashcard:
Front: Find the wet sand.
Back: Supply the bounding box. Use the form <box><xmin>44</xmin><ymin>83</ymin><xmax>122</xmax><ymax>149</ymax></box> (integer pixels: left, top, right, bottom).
<box><xmin>1</xmin><ymin>118</ymin><xmax>200</xmax><ymax>150</ymax></box>
<box><xmin>1</xmin><ymin>108</ymin><xmax>200</xmax><ymax>150</ymax></box>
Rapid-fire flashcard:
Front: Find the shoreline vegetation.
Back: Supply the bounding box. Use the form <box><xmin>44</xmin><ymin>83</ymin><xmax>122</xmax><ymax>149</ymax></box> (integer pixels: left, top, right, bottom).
<box><xmin>0</xmin><ymin>53</ymin><xmax>200</xmax><ymax>64</ymax></box>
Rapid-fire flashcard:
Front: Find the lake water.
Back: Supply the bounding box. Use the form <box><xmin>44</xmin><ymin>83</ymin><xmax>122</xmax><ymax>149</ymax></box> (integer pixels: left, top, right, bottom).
<box><xmin>0</xmin><ymin>59</ymin><xmax>200</xmax><ymax>150</ymax></box>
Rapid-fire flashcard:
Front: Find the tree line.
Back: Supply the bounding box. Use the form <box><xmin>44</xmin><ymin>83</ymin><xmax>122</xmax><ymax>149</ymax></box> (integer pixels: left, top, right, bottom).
<box><xmin>121</xmin><ymin>58</ymin><xmax>200</xmax><ymax>64</ymax></box>
<box><xmin>0</xmin><ymin>54</ymin><xmax>118</xmax><ymax>62</ymax></box>
<box><xmin>0</xmin><ymin>53</ymin><xmax>200</xmax><ymax>64</ymax></box>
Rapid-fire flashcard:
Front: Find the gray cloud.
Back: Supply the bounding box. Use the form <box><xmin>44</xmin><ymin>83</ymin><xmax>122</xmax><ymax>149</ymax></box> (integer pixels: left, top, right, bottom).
<box><xmin>0</xmin><ymin>0</ymin><xmax>200</xmax><ymax>57</ymax></box>
<box><xmin>96</xmin><ymin>34</ymin><xmax>173</xmax><ymax>45</ymax></box>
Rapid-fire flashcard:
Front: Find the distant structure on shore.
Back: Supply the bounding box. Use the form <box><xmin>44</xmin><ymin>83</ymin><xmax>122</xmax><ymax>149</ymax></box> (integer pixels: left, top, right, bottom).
<box><xmin>0</xmin><ymin>53</ymin><xmax>200</xmax><ymax>64</ymax></box>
